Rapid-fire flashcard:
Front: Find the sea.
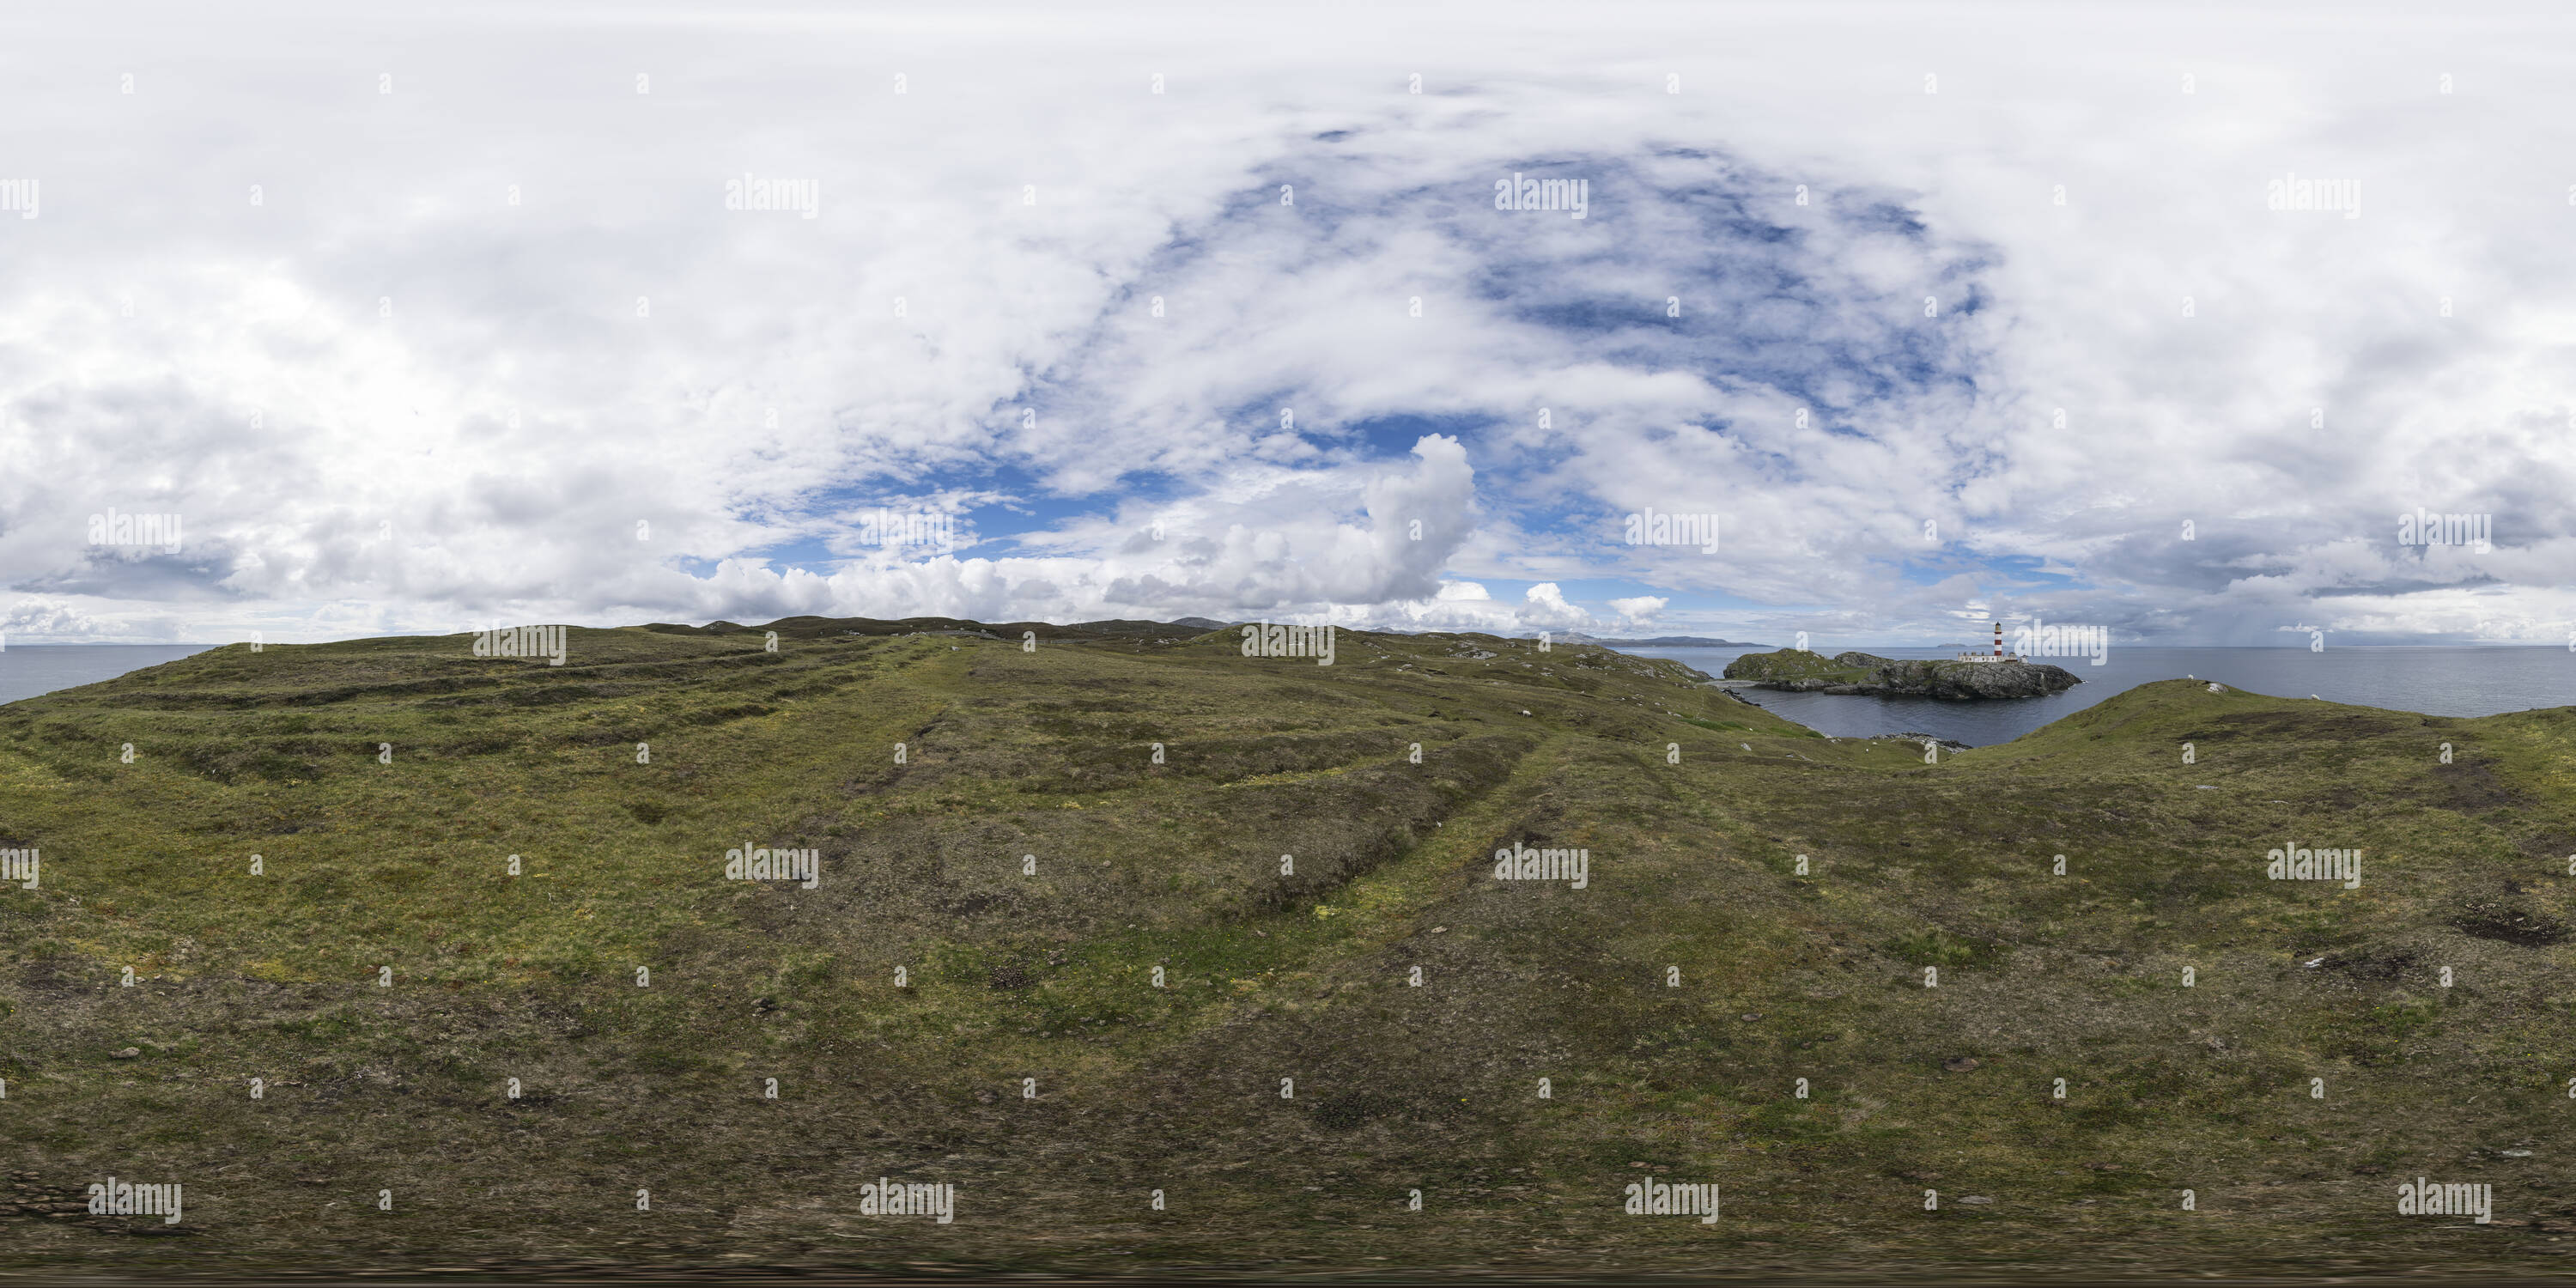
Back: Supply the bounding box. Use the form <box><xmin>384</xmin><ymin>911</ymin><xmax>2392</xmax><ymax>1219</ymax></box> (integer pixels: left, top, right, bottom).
<box><xmin>2</xmin><ymin>641</ymin><xmax>2569</xmax><ymax>750</ymax></box>
<box><xmin>1608</xmin><ymin>645</ymin><xmax>2576</xmax><ymax>746</ymax></box>
<box><xmin>0</xmin><ymin>644</ymin><xmax>216</xmax><ymax>707</ymax></box>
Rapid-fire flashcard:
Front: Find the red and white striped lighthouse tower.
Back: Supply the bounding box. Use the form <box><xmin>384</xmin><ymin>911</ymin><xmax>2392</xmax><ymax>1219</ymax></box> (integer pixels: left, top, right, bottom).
<box><xmin>1993</xmin><ymin>622</ymin><xmax>2002</xmax><ymax>659</ymax></box>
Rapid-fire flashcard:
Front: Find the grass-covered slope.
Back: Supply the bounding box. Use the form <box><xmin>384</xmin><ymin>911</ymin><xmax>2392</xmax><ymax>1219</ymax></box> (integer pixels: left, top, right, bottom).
<box><xmin>1722</xmin><ymin>647</ymin><xmax>1878</xmax><ymax>685</ymax></box>
<box><xmin>2</xmin><ymin>624</ymin><xmax>2572</xmax><ymax>1277</ymax></box>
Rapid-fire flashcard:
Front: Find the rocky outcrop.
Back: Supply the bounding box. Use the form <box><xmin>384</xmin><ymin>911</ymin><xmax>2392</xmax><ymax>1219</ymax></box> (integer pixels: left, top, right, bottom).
<box><xmin>1722</xmin><ymin>648</ymin><xmax>2081</xmax><ymax>700</ymax></box>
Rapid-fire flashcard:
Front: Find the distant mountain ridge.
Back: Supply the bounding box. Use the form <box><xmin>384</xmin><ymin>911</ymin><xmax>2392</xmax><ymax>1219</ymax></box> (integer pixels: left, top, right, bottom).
<box><xmin>1552</xmin><ymin>631</ymin><xmax>1769</xmax><ymax>647</ymax></box>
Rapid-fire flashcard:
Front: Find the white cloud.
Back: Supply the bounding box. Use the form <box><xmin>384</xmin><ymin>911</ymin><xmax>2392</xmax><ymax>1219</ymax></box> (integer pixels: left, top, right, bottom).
<box><xmin>2</xmin><ymin>2</ymin><xmax>2570</xmax><ymax>645</ymax></box>
<box><xmin>1</xmin><ymin>598</ymin><xmax>114</xmax><ymax>639</ymax></box>
<box><xmin>1518</xmin><ymin>583</ymin><xmax>1591</xmax><ymax>629</ymax></box>
<box><xmin>1608</xmin><ymin>596</ymin><xmax>1668</xmax><ymax>626</ymax></box>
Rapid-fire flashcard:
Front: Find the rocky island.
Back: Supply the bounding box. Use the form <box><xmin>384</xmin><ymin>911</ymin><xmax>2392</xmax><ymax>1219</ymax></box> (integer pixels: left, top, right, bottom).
<box><xmin>1723</xmin><ymin>647</ymin><xmax>2083</xmax><ymax>699</ymax></box>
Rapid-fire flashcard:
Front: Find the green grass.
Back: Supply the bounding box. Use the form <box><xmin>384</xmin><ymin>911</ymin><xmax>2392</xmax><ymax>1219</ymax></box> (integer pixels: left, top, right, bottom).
<box><xmin>1722</xmin><ymin>647</ymin><xmax>1877</xmax><ymax>685</ymax></box>
<box><xmin>0</xmin><ymin>623</ymin><xmax>2572</xmax><ymax>1275</ymax></box>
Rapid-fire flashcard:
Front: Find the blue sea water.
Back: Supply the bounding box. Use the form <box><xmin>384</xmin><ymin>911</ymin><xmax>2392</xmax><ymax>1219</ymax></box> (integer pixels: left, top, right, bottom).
<box><xmin>0</xmin><ymin>645</ymin><xmax>216</xmax><ymax>707</ymax></box>
<box><xmin>1610</xmin><ymin>645</ymin><xmax>2576</xmax><ymax>747</ymax></box>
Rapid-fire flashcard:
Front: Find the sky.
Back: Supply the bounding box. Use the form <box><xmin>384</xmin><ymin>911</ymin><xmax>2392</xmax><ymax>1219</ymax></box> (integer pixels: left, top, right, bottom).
<box><xmin>2</xmin><ymin>0</ymin><xmax>2572</xmax><ymax>648</ymax></box>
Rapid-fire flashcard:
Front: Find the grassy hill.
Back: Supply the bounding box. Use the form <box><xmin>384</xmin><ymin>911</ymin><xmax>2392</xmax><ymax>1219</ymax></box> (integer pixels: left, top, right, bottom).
<box><xmin>1722</xmin><ymin>647</ymin><xmax>1879</xmax><ymax>685</ymax></box>
<box><xmin>2</xmin><ymin>622</ymin><xmax>2572</xmax><ymax>1277</ymax></box>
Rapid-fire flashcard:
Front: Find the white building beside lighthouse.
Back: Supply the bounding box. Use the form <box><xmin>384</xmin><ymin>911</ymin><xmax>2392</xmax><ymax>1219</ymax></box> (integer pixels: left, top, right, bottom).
<box><xmin>1955</xmin><ymin>622</ymin><xmax>2023</xmax><ymax>663</ymax></box>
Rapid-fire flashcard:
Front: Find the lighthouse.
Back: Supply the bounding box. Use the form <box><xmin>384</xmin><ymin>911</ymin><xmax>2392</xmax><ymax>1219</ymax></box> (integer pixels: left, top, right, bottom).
<box><xmin>1956</xmin><ymin>621</ymin><xmax>2022</xmax><ymax>663</ymax></box>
